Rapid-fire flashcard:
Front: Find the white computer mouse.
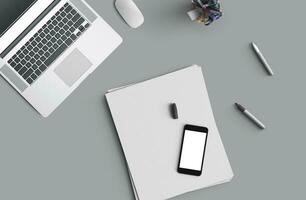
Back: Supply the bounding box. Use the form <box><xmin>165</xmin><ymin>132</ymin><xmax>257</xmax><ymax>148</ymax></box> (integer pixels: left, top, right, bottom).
<box><xmin>115</xmin><ymin>0</ymin><xmax>144</xmax><ymax>28</ymax></box>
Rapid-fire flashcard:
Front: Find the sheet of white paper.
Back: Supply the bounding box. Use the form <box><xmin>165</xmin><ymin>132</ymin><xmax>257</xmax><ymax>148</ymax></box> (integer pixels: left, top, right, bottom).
<box><xmin>106</xmin><ymin>65</ymin><xmax>233</xmax><ymax>200</ymax></box>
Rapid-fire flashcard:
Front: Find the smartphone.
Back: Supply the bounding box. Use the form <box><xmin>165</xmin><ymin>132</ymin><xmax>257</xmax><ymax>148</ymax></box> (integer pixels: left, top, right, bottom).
<box><xmin>177</xmin><ymin>125</ymin><xmax>208</xmax><ymax>176</ymax></box>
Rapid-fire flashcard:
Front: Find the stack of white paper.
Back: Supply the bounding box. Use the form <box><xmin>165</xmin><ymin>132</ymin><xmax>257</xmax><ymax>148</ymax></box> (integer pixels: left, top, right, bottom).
<box><xmin>106</xmin><ymin>65</ymin><xmax>233</xmax><ymax>200</ymax></box>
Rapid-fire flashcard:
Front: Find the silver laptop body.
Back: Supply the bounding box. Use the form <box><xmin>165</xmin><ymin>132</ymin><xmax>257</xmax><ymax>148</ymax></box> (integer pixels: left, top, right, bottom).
<box><xmin>0</xmin><ymin>0</ymin><xmax>122</xmax><ymax>117</ymax></box>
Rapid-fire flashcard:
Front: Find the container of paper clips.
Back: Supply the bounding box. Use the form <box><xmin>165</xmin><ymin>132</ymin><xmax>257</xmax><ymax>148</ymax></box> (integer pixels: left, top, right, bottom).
<box><xmin>187</xmin><ymin>0</ymin><xmax>222</xmax><ymax>26</ymax></box>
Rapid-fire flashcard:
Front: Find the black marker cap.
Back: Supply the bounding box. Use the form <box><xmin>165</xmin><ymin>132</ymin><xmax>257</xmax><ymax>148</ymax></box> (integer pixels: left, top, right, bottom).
<box><xmin>170</xmin><ymin>103</ymin><xmax>179</xmax><ymax>119</ymax></box>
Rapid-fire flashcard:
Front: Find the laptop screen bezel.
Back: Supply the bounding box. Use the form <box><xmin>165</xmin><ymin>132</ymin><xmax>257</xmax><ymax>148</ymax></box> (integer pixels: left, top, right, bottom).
<box><xmin>0</xmin><ymin>0</ymin><xmax>55</xmax><ymax>54</ymax></box>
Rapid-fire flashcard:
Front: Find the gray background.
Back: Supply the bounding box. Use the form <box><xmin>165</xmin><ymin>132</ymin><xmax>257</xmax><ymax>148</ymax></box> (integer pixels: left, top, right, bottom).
<box><xmin>0</xmin><ymin>0</ymin><xmax>305</xmax><ymax>199</ymax></box>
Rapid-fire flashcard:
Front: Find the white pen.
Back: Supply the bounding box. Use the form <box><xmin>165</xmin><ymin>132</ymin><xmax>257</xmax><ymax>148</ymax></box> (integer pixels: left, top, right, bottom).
<box><xmin>235</xmin><ymin>103</ymin><xmax>266</xmax><ymax>129</ymax></box>
<box><xmin>251</xmin><ymin>42</ymin><xmax>274</xmax><ymax>76</ymax></box>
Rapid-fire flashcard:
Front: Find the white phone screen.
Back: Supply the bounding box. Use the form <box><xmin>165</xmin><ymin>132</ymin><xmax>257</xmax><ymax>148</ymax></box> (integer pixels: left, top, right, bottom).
<box><xmin>179</xmin><ymin>130</ymin><xmax>207</xmax><ymax>171</ymax></box>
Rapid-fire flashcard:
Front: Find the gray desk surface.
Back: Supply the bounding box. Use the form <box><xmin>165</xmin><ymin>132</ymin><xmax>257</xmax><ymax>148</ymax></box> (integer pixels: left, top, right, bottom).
<box><xmin>0</xmin><ymin>0</ymin><xmax>305</xmax><ymax>199</ymax></box>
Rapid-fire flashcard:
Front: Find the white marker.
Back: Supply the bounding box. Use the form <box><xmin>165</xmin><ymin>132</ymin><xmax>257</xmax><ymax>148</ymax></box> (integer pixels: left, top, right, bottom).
<box><xmin>251</xmin><ymin>42</ymin><xmax>274</xmax><ymax>76</ymax></box>
<box><xmin>235</xmin><ymin>103</ymin><xmax>266</xmax><ymax>129</ymax></box>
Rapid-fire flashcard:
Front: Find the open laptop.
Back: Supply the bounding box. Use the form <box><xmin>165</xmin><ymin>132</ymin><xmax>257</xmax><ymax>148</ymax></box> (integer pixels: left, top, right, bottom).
<box><xmin>0</xmin><ymin>0</ymin><xmax>122</xmax><ymax>117</ymax></box>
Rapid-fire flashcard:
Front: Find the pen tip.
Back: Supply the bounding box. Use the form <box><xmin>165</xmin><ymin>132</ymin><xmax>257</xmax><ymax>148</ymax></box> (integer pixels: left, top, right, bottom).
<box><xmin>235</xmin><ymin>103</ymin><xmax>245</xmax><ymax>112</ymax></box>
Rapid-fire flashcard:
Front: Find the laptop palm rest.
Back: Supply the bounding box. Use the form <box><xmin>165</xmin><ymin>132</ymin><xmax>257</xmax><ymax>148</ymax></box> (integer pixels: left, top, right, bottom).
<box><xmin>54</xmin><ymin>48</ymin><xmax>92</xmax><ymax>87</ymax></box>
<box><xmin>0</xmin><ymin>64</ymin><xmax>28</xmax><ymax>92</ymax></box>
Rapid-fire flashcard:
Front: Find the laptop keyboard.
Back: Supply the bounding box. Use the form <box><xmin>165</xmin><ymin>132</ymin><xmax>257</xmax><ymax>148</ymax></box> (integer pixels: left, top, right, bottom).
<box><xmin>7</xmin><ymin>3</ymin><xmax>91</xmax><ymax>85</ymax></box>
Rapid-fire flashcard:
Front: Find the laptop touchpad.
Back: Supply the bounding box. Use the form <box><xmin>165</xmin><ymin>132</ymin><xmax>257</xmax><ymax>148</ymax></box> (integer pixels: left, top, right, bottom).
<box><xmin>54</xmin><ymin>49</ymin><xmax>92</xmax><ymax>87</ymax></box>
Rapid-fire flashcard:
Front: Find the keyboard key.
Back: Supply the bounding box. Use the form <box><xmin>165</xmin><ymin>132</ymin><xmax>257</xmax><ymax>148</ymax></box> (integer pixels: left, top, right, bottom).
<box><xmin>38</xmin><ymin>50</ymin><xmax>44</xmax><ymax>56</ymax></box>
<box><xmin>71</xmin><ymin>9</ymin><xmax>77</xmax><ymax>15</ymax></box>
<box><xmin>36</xmin><ymin>60</ymin><xmax>42</xmax><ymax>66</ymax></box>
<box><xmin>61</xmin><ymin>35</ymin><xmax>67</xmax><ymax>41</ymax></box>
<box><xmin>72</xmin><ymin>14</ymin><xmax>80</xmax><ymax>22</ymax></box>
<box><xmin>64</xmin><ymin>25</ymin><xmax>69</xmax><ymax>31</ymax></box>
<box><xmin>26</xmin><ymin>78</ymin><xmax>33</xmax><ymax>84</ymax></box>
<box><xmin>74</xmin><ymin>18</ymin><xmax>84</xmax><ymax>28</ymax></box>
<box><xmin>44</xmin><ymin>52</ymin><xmax>50</xmax><ymax>58</ymax></box>
<box><xmin>25</xmin><ymin>55</ymin><xmax>31</xmax><ymax>61</ymax></box>
<box><xmin>19</xmin><ymin>53</ymin><xmax>25</xmax><ymax>59</ymax></box>
<box><xmin>44</xmin><ymin>28</ymin><xmax>50</xmax><ymax>34</ymax></box>
<box><xmin>10</xmin><ymin>61</ymin><xmax>17</xmax><ymax>67</ymax></box>
<box><xmin>31</xmin><ymin>40</ymin><xmax>38</xmax><ymax>47</ymax></box>
<box><xmin>55</xmin><ymin>33</ymin><xmax>61</xmax><ymax>39</ymax></box>
<box><xmin>65</xmin><ymin>38</ymin><xmax>73</xmax><ymax>46</ymax></box>
<box><xmin>21</xmin><ymin>59</ymin><xmax>26</xmax><ymax>65</ymax></box>
<box><xmin>15</xmin><ymin>57</ymin><xmax>20</xmax><ymax>63</ymax></box>
<box><xmin>45</xmin><ymin>43</ymin><xmax>67</xmax><ymax>66</ymax></box>
<box><xmin>35</xmin><ymin>69</ymin><xmax>42</xmax><ymax>76</ymax></box>
<box><xmin>51</xmin><ymin>37</ymin><xmax>56</xmax><ymax>43</ymax></box>
<box><xmin>49</xmin><ymin>48</ymin><xmax>55</xmax><ymax>54</ymax></box>
<box><xmin>35</xmin><ymin>37</ymin><xmax>41</xmax><ymax>42</ymax></box>
<box><xmin>67</xmin><ymin>14</ymin><xmax>73</xmax><ymax>20</ymax></box>
<box><xmin>79</xmin><ymin>25</ymin><xmax>85</xmax><ymax>32</ymax></box>
<box><xmin>32</xmin><ymin>64</ymin><xmax>38</xmax><ymax>70</ymax></box>
<box><xmin>47</xmin><ymin>41</ymin><xmax>53</xmax><ymax>47</ymax></box>
<box><xmin>48</xmin><ymin>24</ymin><xmax>54</xmax><ymax>30</ymax></box>
<box><xmin>57</xmin><ymin>39</ymin><xmax>63</xmax><ymax>45</ymax></box>
<box><xmin>53</xmin><ymin>43</ymin><xmax>59</xmax><ymax>49</ymax></box>
<box><xmin>54</xmin><ymin>26</ymin><xmax>60</xmax><ymax>32</ymax></box>
<box><xmin>29</xmin><ymin>51</ymin><xmax>35</xmax><ymax>57</ymax></box>
<box><xmin>37</xmin><ymin>43</ymin><xmax>43</xmax><ymax>48</ymax></box>
<box><xmin>31</xmin><ymin>73</ymin><xmax>37</xmax><ymax>80</ymax></box>
<box><xmin>43</xmin><ymin>46</ymin><xmax>48</xmax><ymax>51</ymax></box>
<box><xmin>23</xmin><ymin>69</ymin><xmax>33</xmax><ymax>79</ymax></box>
<box><xmin>34</xmin><ymin>54</ymin><xmax>40</xmax><ymax>60</ymax></box>
<box><xmin>23</xmin><ymin>49</ymin><xmax>29</xmax><ymax>55</ymax></box>
<box><xmin>70</xmin><ymin>34</ymin><xmax>77</xmax><ymax>41</ymax></box>
<box><xmin>30</xmin><ymin>58</ymin><xmax>36</xmax><ymax>64</ymax></box>
<box><xmin>42</xmin><ymin>39</ymin><xmax>48</xmax><ymax>44</ymax></box>
<box><xmin>19</xmin><ymin>67</ymin><xmax>27</xmax><ymax>75</ymax></box>
<box><xmin>65</xmin><ymin>31</ymin><xmax>71</xmax><ymax>37</ymax></box>
<box><xmin>52</xmin><ymin>20</ymin><xmax>58</xmax><ymax>26</ymax></box>
<box><xmin>39</xmin><ymin>32</ymin><xmax>45</xmax><ymax>38</ymax></box>
<box><xmin>26</xmin><ymin>62</ymin><xmax>31</xmax><ymax>68</ymax></box>
<box><xmin>67</xmin><ymin>20</ymin><xmax>73</xmax><ymax>27</ymax></box>
<box><xmin>69</xmin><ymin>26</ymin><xmax>75</xmax><ymax>33</ymax></box>
<box><xmin>15</xmin><ymin>64</ymin><xmax>22</xmax><ymax>71</ymax></box>
<box><xmin>46</xmin><ymin>34</ymin><xmax>52</xmax><ymax>40</ymax></box>
<box><xmin>31</xmin><ymin>74</ymin><xmax>37</xmax><ymax>80</ymax></box>
<box><xmin>65</xmin><ymin>5</ymin><xmax>72</xmax><ymax>13</ymax></box>
<box><xmin>39</xmin><ymin>64</ymin><xmax>47</xmax><ymax>71</ymax></box>
<box><xmin>33</xmin><ymin>47</ymin><xmax>39</xmax><ymax>52</ymax></box>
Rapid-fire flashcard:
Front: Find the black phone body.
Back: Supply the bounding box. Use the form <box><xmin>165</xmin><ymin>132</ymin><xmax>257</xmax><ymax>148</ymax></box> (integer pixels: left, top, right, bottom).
<box><xmin>177</xmin><ymin>125</ymin><xmax>208</xmax><ymax>176</ymax></box>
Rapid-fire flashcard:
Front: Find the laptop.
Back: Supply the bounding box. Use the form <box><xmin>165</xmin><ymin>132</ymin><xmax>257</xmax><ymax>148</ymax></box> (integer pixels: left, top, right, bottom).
<box><xmin>0</xmin><ymin>0</ymin><xmax>122</xmax><ymax>117</ymax></box>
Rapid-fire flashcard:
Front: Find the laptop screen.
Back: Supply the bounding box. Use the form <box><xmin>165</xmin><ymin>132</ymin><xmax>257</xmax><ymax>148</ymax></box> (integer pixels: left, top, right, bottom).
<box><xmin>0</xmin><ymin>0</ymin><xmax>37</xmax><ymax>37</ymax></box>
